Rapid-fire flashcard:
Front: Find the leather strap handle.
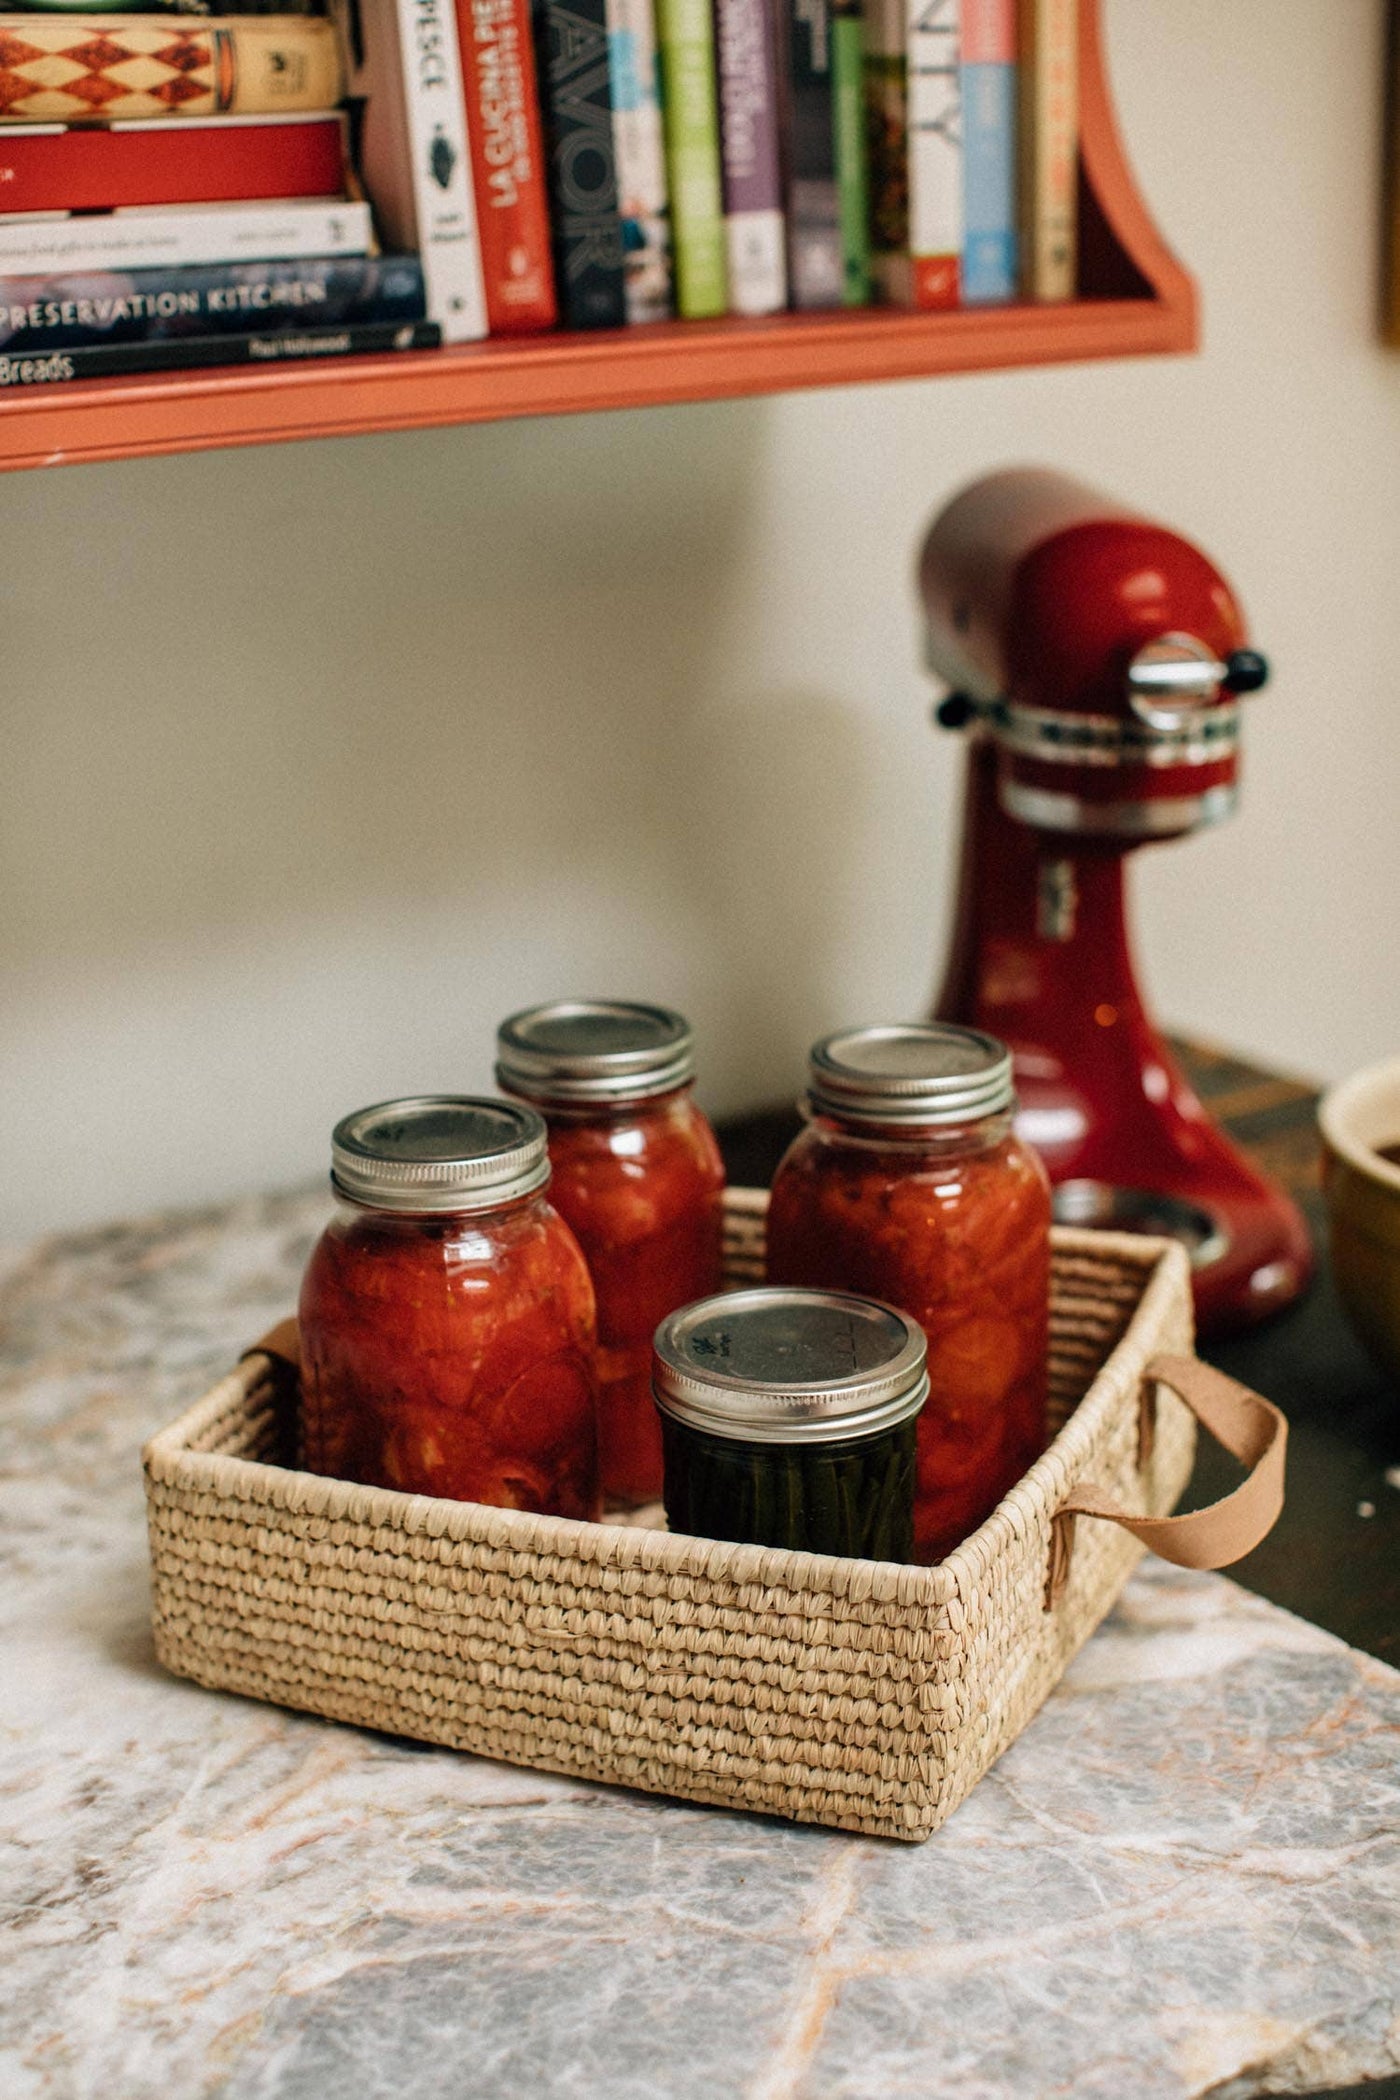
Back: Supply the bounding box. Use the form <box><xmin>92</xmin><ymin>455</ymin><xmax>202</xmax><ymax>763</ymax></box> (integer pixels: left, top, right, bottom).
<box><xmin>240</xmin><ymin>1316</ymin><xmax>301</xmax><ymax>1376</ymax></box>
<box><xmin>1045</xmin><ymin>1354</ymin><xmax>1287</xmax><ymax>1608</ymax></box>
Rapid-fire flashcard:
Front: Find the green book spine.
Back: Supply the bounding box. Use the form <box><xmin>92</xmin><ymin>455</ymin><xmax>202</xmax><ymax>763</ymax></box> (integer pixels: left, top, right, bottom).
<box><xmin>656</xmin><ymin>0</ymin><xmax>728</xmax><ymax>316</ymax></box>
<box><xmin>831</xmin><ymin>0</ymin><xmax>870</xmax><ymax>305</ymax></box>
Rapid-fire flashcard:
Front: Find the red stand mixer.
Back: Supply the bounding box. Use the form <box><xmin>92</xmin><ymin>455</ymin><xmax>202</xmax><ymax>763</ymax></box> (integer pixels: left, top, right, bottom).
<box><xmin>919</xmin><ymin>467</ymin><xmax>1312</xmax><ymax>1334</ymax></box>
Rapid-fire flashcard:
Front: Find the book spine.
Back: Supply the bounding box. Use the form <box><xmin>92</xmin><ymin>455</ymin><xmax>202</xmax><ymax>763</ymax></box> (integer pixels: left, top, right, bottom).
<box><xmin>605</xmin><ymin>0</ymin><xmax>671</xmax><ymax>321</ymax></box>
<box><xmin>960</xmin><ymin>0</ymin><xmax>1015</xmax><ymax>301</ymax></box>
<box><xmin>0</xmin><ymin>255</ymin><xmax>426</xmax><ymax>350</ymax></box>
<box><xmin>863</xmin><ymin>0</ymin><xmax>908</xmax><ymax>299</ymax></box>
<box><xmin>714</xmin><ymin>0</ymin><xmax>785</xmax><ymax>317</ymax></box>
<box><xmin>0</xmin><ymin>112</ymin><xmax>350</xmax><ymax>214</ymax></box>
<box><xmin>655</xmin><ymin>0</ymin><xmax>726</xmax><ymax>317</ymax></box>
<box><xmin>0</xmin><ymin>200</ymin><xmax>375</xmax><ymax>278</ymax></box>
<box><xmin>781</xmin><ymin>0</ymin><xmax>842</xmax><ymax>310</ymax></box>
<box><xmin>830</xmin><ymin>0</ymin><xmax>868</xmax><ymax>304</ymax></box>
<box><xmin>534</xmin><ymin>0</ymin><xmax>627</xmax><ymax>327</ymax></box>
<box><xmin>899</xmin><ymin>0</ymin><xmax>960</xmax><ymax>308</ymax></box>
<box><xmin>455</xmin><ymin>0</ymin><xmax>558</xmax><ymax>330</ymax></box>
<box><xmin>0</xmin><ymin>16</ymin><xmax>344</xmax><ymax>125</ymax></box>
<box><xmin>1016</xmin><ymin>0</ymin><xmax>1075</xmax><ymax>300</ymax></box>
<box><xmin>0</xmin><ymin>319</ymin><xmax>440</xmax><ymax>386</ymax></box>
<box><xmin>390</xmin><ymin>0</ymin><xmax>489</xmax><ymax>341</ymax></box>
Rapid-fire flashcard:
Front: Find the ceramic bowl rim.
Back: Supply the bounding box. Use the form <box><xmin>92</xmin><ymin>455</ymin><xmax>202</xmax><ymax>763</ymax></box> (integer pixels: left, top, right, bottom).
<box><xmin>1319</xmin><ymin>1054</ymin><xmax>1400</xmax><ymax>1196</ymax></box>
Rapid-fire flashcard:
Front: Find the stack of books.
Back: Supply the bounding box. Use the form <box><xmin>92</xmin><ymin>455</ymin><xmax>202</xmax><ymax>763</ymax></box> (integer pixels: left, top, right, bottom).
<box><xmin>0</xmin><ymin>8</ymin><xmax>438</xmax><ymax>385</ymax></box>
<box><xmin>0</xmin><ymin>0</ymin><xmax>1079</xmax><ymax>389</ymax></box>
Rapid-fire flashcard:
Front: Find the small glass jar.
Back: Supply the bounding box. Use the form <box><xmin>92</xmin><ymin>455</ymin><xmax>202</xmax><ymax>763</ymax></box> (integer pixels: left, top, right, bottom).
<box><xmin>299</xmin><ymin>1096</ymin><xmax>601</xmax><ymax>1520</ymax></box>
<box><xmin>765</xmin><ymin>1024</ymin><xmax>1051</xmax><ymax>1566</ymax></box>
<box><xmin>496</xmin><ymin>1000</ymin><xmax>725</xmax><ymax>1505</ymax></box>
<box><xmin>653</xmin><ymin>1286</ymin><xmax>926</xmax><ymax>1560</ymax></box>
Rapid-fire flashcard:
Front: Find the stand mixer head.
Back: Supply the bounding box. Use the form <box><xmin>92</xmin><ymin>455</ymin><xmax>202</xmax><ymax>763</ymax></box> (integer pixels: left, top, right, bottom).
<box><xmin>920</xmin><ymin>467</ymin><xmax>1311</xmax><ymax>1332</ymax></box>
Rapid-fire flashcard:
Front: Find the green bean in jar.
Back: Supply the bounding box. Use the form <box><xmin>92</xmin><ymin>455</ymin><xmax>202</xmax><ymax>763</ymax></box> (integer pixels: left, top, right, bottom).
<box><xmin>653</xmin><ymin>1287</ymin><xmax>927</xmax><ymax>1561</ymax></box>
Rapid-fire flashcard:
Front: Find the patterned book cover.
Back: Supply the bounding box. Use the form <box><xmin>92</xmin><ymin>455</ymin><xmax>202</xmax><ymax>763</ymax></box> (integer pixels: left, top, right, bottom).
<box><xmin>655</xmin><ymin>0</ymin><xmax>726</xmax><ymax>317</ymax></box>
<box><xmin>863</xmin><ymin>0</ymin><xmax>907</xmax><ymax>294</ymax></box>
<box><xmin>0</xmin><ymin>15</ymin><xmax>343</xmax><ymax>123</ymax></box>
<box><xmin>534</xmin><ymin>0</ymin><xmax>627</xmax><ymax>326</ymax></box>
<box><xmin>714</xmin><ymin>0</ymin><xmax>785</xmax><ymax>316</ymax></box>
<box><xmin>0</xmin><ymin>110</ymin><xmax>349</xmax><ymax>212</ymax></box>
<box><xmin>864</xmin><ymin>0</ymin><xmax>958</xmax><ymax>307</ymax></box>
<box><xmin>0</xmin><ymin>198</ymin><xmax>373</xmax><ymax>276</ymax></box>
<box><xmin>961</xmin><ymin>0</ymin><xmax>1015</xmax><ymax>300</ymax></box>
<box><xmin>455</xmin><ymin>0</ymin><xmax>557</xmax><ymax>331</ymax></box>
<box><xmin>830</xmin><ymin>0</ymin><xmax>868</xmax><ymax>304</ymax></box>
<box><xmin>1016</xmin><ymin>0</ymin><xmax>1074</xmax><ymax>300</ymax></box>
<box><xmin>0</xmin><ymin>254</ymin><xmax>426</xmax><ymax>349</ymax></box>
<box><xmin>0</xmin><ymin>318</ymin><xmax>439</xmax><ymax>386</ymax></box>
<box><xmin>606</xmin><ymin>0</ymin><xmax>671</xmax><ymax>320</ymax></box>
<box><xmin>780</xmin><ymin>0</ymin><xmax>841</xmax><ymax>309</ymax></box>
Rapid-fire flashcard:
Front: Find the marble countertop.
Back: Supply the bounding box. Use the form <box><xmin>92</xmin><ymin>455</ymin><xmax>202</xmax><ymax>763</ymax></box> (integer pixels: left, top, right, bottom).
<box><xmin>4</xmin><ymin>1187</ymin><xmax>1400</xmax><ymax>2100</ymax></box>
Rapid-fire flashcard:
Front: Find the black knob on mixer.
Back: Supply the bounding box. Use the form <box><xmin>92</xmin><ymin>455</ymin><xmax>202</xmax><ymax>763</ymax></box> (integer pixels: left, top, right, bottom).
<box><xmin>934</xmin><ymin>692</ymin><xmax>978</xmax><ymax>729</ymax></box>
<box><xmin>1222</xmin><ymin>649</ymin><xmax>1269</xmax><ymax>694</ymax></box>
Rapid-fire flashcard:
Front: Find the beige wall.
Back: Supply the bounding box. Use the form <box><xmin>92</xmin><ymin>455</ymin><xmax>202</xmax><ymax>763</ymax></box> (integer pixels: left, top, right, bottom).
<box><xmin>3</xmin><ymin>0</ymin><xmax>1398</xmax><ymax>1239</ymax></box>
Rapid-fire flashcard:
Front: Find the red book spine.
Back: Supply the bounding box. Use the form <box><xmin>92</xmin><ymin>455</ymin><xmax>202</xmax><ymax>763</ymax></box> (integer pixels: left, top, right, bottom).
<box><xmin>454</xmin><ymin>0</ymin><xmax>557</xmax><ymax>332</ymax></box>
<box><xmin>0</xmin><ymin>113</ymin><xmax>348</xmax><ymax>214</ymax></box>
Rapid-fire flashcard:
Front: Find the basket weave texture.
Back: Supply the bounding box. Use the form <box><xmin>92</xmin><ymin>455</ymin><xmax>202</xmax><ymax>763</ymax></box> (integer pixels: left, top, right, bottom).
<box><xmin>144</xmin><ymin>1193</ymin><xmax>1195</xmax><ymax>1841</ymax></box>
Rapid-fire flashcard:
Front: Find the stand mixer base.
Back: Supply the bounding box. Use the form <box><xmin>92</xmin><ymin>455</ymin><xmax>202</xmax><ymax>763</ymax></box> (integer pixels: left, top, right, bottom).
<box><xmin>1052</xmin><ymin>1182</ymin><xmax>1228</xmax><ymax>1268</ymax></box>
<box><xmin>1039</xmin><ymin>1144</ymin><xmax>1311</xmax><ymax>1336</ymax></box>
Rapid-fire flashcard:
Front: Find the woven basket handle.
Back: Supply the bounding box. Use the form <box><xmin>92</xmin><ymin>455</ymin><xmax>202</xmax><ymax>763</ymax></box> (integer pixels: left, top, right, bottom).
<box><xmin>1045</xmin><ymin>1353</ymin><xmax>1286</xmax><ymax>1607</ymax></box>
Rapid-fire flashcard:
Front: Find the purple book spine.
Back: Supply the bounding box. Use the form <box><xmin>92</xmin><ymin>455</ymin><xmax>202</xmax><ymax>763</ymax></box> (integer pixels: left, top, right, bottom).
<box><xmin>714</xmin><ymin>0</ymin><xmax>787</xmax><ymax>313</ymax></box>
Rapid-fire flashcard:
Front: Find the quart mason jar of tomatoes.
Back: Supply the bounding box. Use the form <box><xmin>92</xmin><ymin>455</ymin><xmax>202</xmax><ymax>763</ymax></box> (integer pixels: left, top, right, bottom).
<box><xmin>496</xmin><ymin>1001</ymin><xmax>725</xmax><ymax>1505</ymax></box>
<box><xmin>299</xmin><ymin>1096</ymin><xmax>601</xmax><ymax>1520</ymax></box>
<box><xmin>765</xmin><ymin>1025</ymin><xmax>1051</xmax><ymax>1565</ymax></box>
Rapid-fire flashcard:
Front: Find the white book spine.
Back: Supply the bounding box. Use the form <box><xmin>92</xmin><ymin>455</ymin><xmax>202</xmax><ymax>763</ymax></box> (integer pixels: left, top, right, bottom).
<box><xmin>606</xmin><ymin>0</ymin><xmax>673</xmax><ymax>322</ymax></box>
<box><xmin>905</xmin><ymin>0</ymin><xmax>961</xmax><ymax>305</ymax></box>
<box><xmin>0</xmin><ymin>201</ymin><xmax>374</xmax><ymax>280</ymax></box>
<box><xmin>723</xmin><ymin>211</ymin><xmax>785</xmax><ymax>315</ymax></box>
<box><xmin>391</xmin><ymin>0</ymin><xmax>488</xmax><ymax>341</ymax></box>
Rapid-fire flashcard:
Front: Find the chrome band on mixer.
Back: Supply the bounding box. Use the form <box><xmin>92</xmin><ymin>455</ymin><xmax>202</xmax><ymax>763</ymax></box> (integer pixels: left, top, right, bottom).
<box><xmin>989</xmin><ymin>696</ymin><xmax>1240</xmax><ymax>770</ymax></box>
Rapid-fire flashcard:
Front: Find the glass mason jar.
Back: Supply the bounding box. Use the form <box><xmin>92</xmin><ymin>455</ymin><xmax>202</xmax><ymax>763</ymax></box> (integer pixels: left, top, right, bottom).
<box><xmin>496</xmin><ymin>1000</ymin><xmax>725</xmax><ymax>1505</ymax></box>
<box><xmin>299</xmin><ymin>1096</ymin><xmax>601</xmax><ymax>1521</ymax></box>
<box><xmin>653</xmin><ymin>1286</ymin><xmax>927</xmax><ymax>1560</ymax></box>
<box><xmin>765</xmin><ymin>1025</ymin><xmax>1051</xmax><ymax>1565</ymax></box>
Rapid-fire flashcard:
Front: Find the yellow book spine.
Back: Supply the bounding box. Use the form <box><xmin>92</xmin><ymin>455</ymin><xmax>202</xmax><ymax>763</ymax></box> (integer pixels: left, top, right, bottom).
<box><xmin>1016</xmin><ymin>0</ymin><xmax>1077</xmax><ymax>302</ymax></box>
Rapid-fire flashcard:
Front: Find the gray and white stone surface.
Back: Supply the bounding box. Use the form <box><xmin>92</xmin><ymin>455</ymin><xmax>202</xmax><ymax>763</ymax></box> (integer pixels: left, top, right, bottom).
<box><xmin>3</xmin><ymin>1188</ymin><xmax>1399</xmax><ymax>2100</ymax></box>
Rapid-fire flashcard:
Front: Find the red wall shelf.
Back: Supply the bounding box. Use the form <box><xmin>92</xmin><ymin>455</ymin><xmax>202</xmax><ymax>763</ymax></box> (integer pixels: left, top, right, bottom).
<box><xmin>0</xmin><ymin>0</ymin><xmax>1195</xmax><ymax>475</ymax></box>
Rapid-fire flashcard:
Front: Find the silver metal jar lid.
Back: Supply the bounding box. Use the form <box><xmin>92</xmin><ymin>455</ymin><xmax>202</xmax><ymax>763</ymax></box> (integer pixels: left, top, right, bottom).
<box><xmin>807</xmin><ymin>1023</ymin><xmax>1014</xmax><ymax>1128</ymax></box>
<box><xmin>653</xmin><ymin>1287</ymin><xmax>928</xmax><ymax>1446</ymax></box>
<box><xmin>496</xmin><ymin>999</ymin><xmax>695</xmax><ymax>1104</ymax></box>
<box><xmin>331</xmin><ymin>1096</ymin><xmax>551</xmax><ymax>1214</ymax></box>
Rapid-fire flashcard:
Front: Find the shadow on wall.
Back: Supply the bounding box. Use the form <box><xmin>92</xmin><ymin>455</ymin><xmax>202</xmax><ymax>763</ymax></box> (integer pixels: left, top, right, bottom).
<box><xmin>3</xmin><ymin>402</ymin><xmax>769</xmax><ymax>961</ymax></box>
<box><xmin>662</xmin><ymin>683</ymin><xmax>884</xmax><ymax>1105</ymax></box>
<box><xmin>0</xmin><ymin>399</ymin><xmax>886</xmax><ymax>1230</ymax></box>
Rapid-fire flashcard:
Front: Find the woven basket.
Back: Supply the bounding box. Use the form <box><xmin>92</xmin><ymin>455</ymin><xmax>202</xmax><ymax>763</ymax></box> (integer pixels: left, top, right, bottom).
<box><xmin>143</xmin><ymin>1190</ymin><xmax>1284</xmax><ymax>1842</ymax></box>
